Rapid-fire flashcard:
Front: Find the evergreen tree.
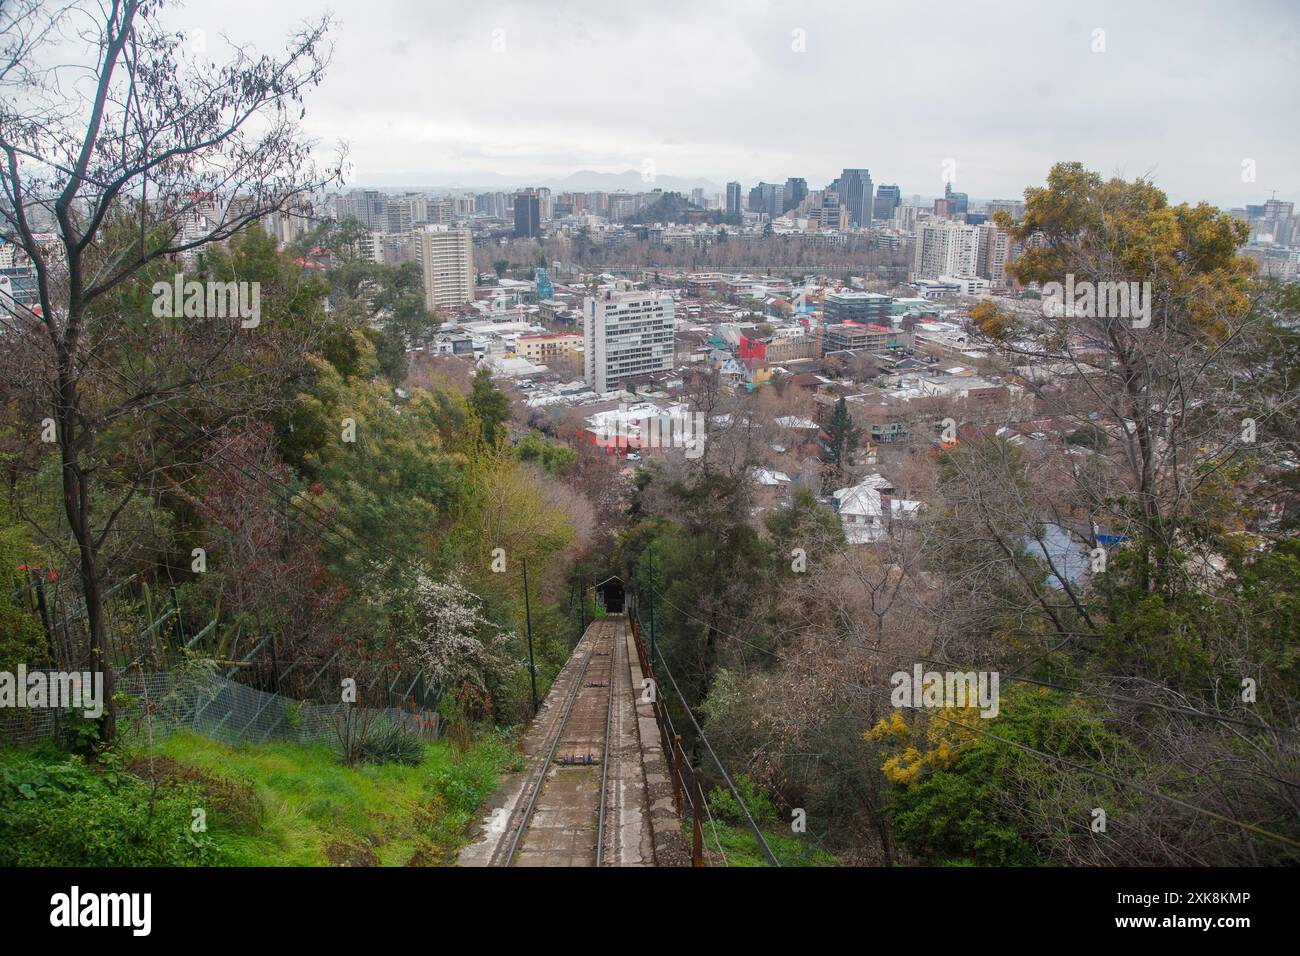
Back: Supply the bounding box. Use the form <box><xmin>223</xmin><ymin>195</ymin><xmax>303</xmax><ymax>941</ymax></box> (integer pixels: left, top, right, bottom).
<box><xmin>824</xmin><ymin>396</ymin><xmax>860</xmax><ymax>473</ymax></box>
<box><xmin>469</xmin><ymin>366</ymin><xmax>510</xmax><ymax>447</ymax></box>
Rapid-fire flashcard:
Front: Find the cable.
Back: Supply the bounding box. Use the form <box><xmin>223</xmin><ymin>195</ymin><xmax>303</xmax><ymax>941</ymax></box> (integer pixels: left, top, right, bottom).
<box><xmin>654</xmin><ymin>569</ymin><xmax>1298</xmax><ymax>738</ymax></box>
<box><xmin>647</xmin><ymin>582</ymin><xmax>1300</xmax><ymax>853</ymax></box>
<box><xmin>638</xmin><ymin>605</ymin><xmax>780</xmax><ymax>867</ymax></box>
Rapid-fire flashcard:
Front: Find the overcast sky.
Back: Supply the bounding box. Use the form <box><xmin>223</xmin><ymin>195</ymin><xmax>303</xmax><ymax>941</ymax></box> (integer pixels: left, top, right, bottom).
<box><xmin>163</xmin><ymin>0</ymin><xmax>1299</xmax><ymax>207</ymax></box>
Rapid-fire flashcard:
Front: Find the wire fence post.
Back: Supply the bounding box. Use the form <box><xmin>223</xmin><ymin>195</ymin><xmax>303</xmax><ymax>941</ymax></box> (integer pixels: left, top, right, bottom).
<box><xmin>673</xmin><ymin>733</ymin><xmax>683</xmax><ymax>816</ymax></box>
<box><xmin>691</xmin><ymin>765</ymin><xmax>704</xmax><ymax>867</ymax></box>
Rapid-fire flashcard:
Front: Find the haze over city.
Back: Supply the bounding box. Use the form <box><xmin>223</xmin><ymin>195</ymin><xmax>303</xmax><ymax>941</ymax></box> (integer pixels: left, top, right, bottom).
<box><xmin>156</xmin><ymin>0</ymin><xmax>1300</xmax><ymax>207</ymax></box>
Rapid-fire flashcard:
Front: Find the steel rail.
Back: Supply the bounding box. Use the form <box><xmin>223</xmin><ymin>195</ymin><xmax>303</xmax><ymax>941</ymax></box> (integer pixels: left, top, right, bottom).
<box><xmin>501</xmin><ymin>622</ymin><xmax>601</xmax><ymax>866</ymax></box>
<box><xmin>596</xmin><ymin>619</ymin><xmax>619</xmax><ymax>866</ymax></box>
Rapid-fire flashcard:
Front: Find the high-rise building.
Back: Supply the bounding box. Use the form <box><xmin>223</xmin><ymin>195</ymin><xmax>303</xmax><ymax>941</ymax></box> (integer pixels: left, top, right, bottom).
<box><xmin>783</xmin><ymin>177</ymin><xmax>808</xmax><ymax>213</ymax></box>
<box><xmin>427</xmin><ymin>197</ymin><xmax>456</xmax><ymax>224</ymax></box>
<box><xmin>386</xmin><ymin>197</ymin><xmax>415</xmax><ymax>234</ymax></box>
<box><xmin>748</xmin><ymin>182</ymin><xmax>783</xmax><ymax>219</ymax></box>
<box><xmin>475</xmin><ymin>192</ymin><xmax>510</xmax><ymax>219</ymax></box>
<box><xmin>837</xmin><ymin>168</ymin><xmax>874</xmax><ymax>227</ymax></box>
<box><xmin>914</xmin><ymin>219</ymin><xmax>981</xmax><ymax>279</ymax></box>
<box><xmin>340</xmin><ymin>189</ymin><xmax>386</xmax><ymax>230</ymax></box>
<box><xmin>1262</xmin><ymin>199</ymin><xmax>1294</xmax><ymax>221</ymax></box>
<box><xmin>873</xmin><ymin>184</ymin><xmax>901</xmax><ymax>222</ymax></box>
<box><xmin>944</xmin><ymin>183</ymin><xmax>969</xmax><ymax>217</ymax></box>
<box><xmin>413</xmin><ymin>227</ymin><xmax>474</xmax><ymax>312</ymax></box>
<box><xmin>263</xmin><ymin>197</ymin><xmax>313</xmax><ymax>246</ymax></box>
<box><xmin>977</xmin><ymin>223</ymin><xmax>1013</xmax><ymax>288</ymax></box>
<box><xmin>726</xmin><ymin>182</ymin><xmax>743</xmax><ymax>216</ymax></box>
<box><xmin>514</xmin><ymin>190</ymin><xmax>542</xmax><ymax>238</ymax></box>
<box><xmin>810</xmin><ymin>189</ymin><xmax>841</xmax><ymax>229</ymax></box>
<box><xmin>352</xmin><ymin>231</ymin><xmax>386</xmax><ymax>264</ymax></box>
<box><xmin>583</xmin><ymin>283</ymin><xmax>676</xmax><ymax>394</ymax></box>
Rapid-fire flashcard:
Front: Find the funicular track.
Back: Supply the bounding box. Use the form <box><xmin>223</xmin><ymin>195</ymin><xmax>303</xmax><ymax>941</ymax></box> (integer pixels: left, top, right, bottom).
<box><xmin>491</xmin><ymin>618</ymin><xmax>622</xmax><ymax>867</ymax></box>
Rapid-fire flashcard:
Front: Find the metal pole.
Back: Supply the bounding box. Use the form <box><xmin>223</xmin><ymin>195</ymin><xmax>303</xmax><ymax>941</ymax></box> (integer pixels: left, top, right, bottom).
<box><xmin>523</xmin><ymin>557</ymin><xmax>539</xmax><ymax>714</ymax></box>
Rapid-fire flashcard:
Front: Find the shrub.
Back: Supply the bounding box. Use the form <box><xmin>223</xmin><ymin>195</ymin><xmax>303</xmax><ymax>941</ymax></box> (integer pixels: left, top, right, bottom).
<box><xmin>360</xmin><ymin>719</ymin><xmax>426</xmax><ymax>766</ymax></box>
<box><xmin>707</xmin><ymin>773</ymin><xmax>778</xmax><ymax>828</ymax></box>
<box><xmin>0</xmin><ymin>748</ymin><xmax>224</xmax><ymax>866</ymax></box>
<box><xmin>334</xmin><ymin>708</ymin><xmax>426</xmax><ymax>767</ymax></box>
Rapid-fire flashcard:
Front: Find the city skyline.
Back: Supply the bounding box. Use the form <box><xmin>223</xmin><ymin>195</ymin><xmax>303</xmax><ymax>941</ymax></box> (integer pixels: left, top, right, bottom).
<box><xmin>155</xmin><ymin>0</ymin><xmax>1300</xmax><ymax>210</ymax></box>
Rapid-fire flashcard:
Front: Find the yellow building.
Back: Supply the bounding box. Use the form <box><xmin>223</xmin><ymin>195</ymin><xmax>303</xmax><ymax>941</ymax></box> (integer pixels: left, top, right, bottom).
<box><xmin>516</xmin><ymin>332</ymin><xmax>582</xmax><ymax>363</ymax></box>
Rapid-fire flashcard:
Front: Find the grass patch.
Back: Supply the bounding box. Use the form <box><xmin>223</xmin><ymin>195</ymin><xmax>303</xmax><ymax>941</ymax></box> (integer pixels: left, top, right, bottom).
<box><xmin>691</xmin><ymin>819</ymin><xmax>839</xmax><ymax>867</ymax></box>
<box><xmin>0</xmin><ymin>728</ymin><xmax>521</xmax><ymax>867</ymax></box>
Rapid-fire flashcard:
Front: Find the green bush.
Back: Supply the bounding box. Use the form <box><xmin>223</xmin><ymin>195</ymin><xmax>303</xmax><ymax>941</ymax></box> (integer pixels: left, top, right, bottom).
<box><xmin>359</xmin><ymin>719</ymin><xmax>426</xmax><ymax>766</ymax></box>
<box><xmin>707</xmin><ymin>773</ymin><xmax>778</xmax><ymax>828</ymax></box>
<box><xmin>0</xmin><ymin>747</ymin><xmax>223</xmax><ymax>866</ymax></box>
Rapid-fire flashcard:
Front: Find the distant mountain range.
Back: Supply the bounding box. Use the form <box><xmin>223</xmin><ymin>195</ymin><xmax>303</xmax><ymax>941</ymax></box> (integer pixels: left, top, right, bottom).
<box><xmin>354</xmin><ymin>169</ymin><xmax>726</xmax><ymax>194</ymax></box>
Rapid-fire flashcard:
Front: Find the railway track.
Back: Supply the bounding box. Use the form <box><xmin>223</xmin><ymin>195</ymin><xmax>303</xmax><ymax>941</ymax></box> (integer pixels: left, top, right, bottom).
<box><xmin>493</xmin><ymin>618</ymin><xmax>622</xmax><ymax>867</ymax></box>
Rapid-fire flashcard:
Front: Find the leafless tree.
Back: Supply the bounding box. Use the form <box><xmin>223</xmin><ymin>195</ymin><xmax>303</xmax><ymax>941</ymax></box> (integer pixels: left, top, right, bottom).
<box><xmin>0</xmin><ymin>0</ymin><xmax>342</xmax><ymax>739</ymax></box>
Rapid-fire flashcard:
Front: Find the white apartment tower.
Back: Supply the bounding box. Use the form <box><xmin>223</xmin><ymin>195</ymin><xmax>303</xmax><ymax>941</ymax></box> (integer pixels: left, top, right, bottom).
<box><xmin>583</xmin><ymin>283</ymin><xmax>676</xmax><ymax>394</ymax></box>
<box><xmin>414</xmin><ymin>227</ymin><xmax>474</xmax><ymax>312</ymax></box>
<box><xmin>913</xmin><ymin>219</ymin><xmax>981</xmax><ymax>279</ymax></box>
<box><xmin>977</xmin><ymin>223</ymin><xmax>1013</xmax><ymax>288</ymax></box>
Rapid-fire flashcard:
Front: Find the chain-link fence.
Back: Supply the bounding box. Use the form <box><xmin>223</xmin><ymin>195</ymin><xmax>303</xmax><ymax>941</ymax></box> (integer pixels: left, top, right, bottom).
<box><xmin>0</xmin><ymin>667</ymin><xmax>441</xmax><ymax>749</ymax></box>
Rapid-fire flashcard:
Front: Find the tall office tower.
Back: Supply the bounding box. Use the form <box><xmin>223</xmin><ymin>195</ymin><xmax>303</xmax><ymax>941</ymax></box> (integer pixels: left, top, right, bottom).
<box><xmin>583</xmin><ymin>283</ymin><xmax>676</xmax><ymax>394</ymax></box>
<box><xmin>782</xmin><ymin>177</ymin><xmax>808</xmax><ymax>213</ymax></box>
<box><xmin>873</xmin><ymin>183</ymin><xmax>901</xmax><ymax>222</ymax></box>
<box><xmin>748</xmin><ymin>183</ymin><xmax>772</xmax><ymax>217</ymax></box>
<box><xmin>913</xmin><ymin>219</ymin><xmax>981</xmax><ymax>278</ymax></box>
<box><xmin>750</xmin><ymin>182</ymin><xmax>784</xmax><ymax>218</ymax></box>
<box><xmin>514</xmin><ymin>190</ymin><xmax>542</xmax><ymax>238</ymax></box>
<box><xmin>691</xmin><ymin>187</ymin><xmax>706</xmax><ymax>207</ymax></box>
<box><xmin>944</xmin><ymin>182</ymin><xmax>969</xmax><ymax>217</ymax></box>
<box><xmin>809</xmin><ymin>189</ymin><xmax>841</xmax><ymax>229</ymax></box>
<box><xmin>413</xmin><ymin>227</ymin><xmax>474</xmax><ymax>312</ymax></box>
<box><xmin>386</xmin><ymin>197</ymin><xmax>415</xmax><ymax>234</ymax></box>
<box><xmin>726</xmin><ymin>181</ymin><xmax>743</xmax><ymax>216</ymax></box>
<box><xmin>837</xmin><ymin>168</ymin><xmax>874</xmax><ymax>226</ymax></box>
<box><xmin>977</xmin><ymin>223</ymin><xmax>1013</xmax><ymax>287</ymax></box>
<box><xmin>535</xmin><ymin>187</ymin><xmax>553</xmax><ymax>220</ymax></box>
<box><xmin>342</xmin><ymin>189</ymin><xmax>386</xmax><ymax>230</ymax></box>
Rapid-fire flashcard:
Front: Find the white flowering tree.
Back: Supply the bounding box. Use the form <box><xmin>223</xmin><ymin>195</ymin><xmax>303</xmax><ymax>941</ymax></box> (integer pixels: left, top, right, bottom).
<box><xmin>403</xmin><ymin>571</ymin><xmax>515</xmax><ymax>713</ymax></box>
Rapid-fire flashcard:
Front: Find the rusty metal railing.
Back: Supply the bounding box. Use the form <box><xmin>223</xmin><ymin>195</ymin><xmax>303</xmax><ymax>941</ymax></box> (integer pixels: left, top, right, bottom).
<box><xmin>629</xmin><ymin>607</ymin><xmax>708</xmax><ymax>866</ymax></box>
